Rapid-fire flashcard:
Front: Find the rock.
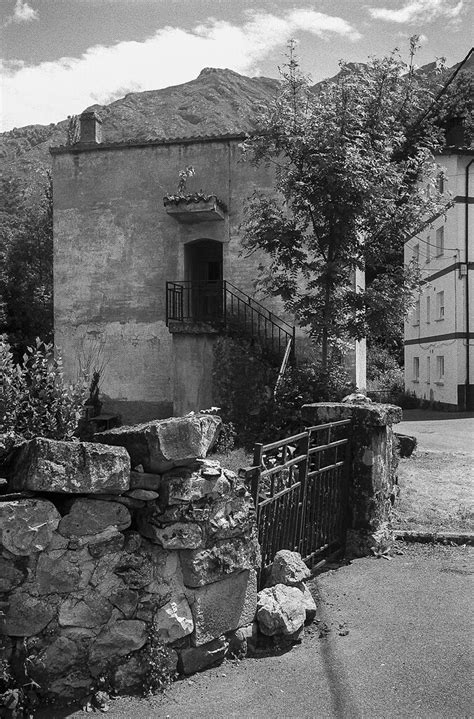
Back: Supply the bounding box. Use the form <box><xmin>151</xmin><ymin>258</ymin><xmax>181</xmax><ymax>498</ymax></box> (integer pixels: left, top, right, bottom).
<box><xmin>109</xmin><ymin>589</ymin><xmax>139</xmax><ymax>618</ymax></box>
<box><xmin>125</xmin><ymin>488</ymin><xmax>159</xmax><ymax>501</ymax></box>
<box><xmin>10</xmin><ymin>437</ymin><xmax>130</xmax><ymax>494</ymax></box>
<box><xmin>36</xmin><ymin>550</ymin><xmax>83</xmax><ymax>594</ymax></box>
<box><xmin>48</xmin><ymin>670</ymin><xmax>92</xmax><ymax>700</ymax></box>
<box><xmin>94</xmin><ymin>414</ymin><xmax>221</xmax><ymax>473</ymax></box>
<box><xmin>27</xmin><ymin>636</ymin><xmax>80</xmax><ymax>685</ymax></box>
<box><xmin>395</xmin><ymin>433</ymin><xmax>417</xmax><ymax>458</ymax></box>
<box><xmin>179</xmin><ymin>636</ymin><xmax>228</xmax><ymax>675</ymax></box>
<box><xmin>207</xmin><ymin>496</ymin><xmax>256</xmax><ymax>540</ymax></box>
<box><xmin>269</xmin><ymin>550</ymin><xmax>311</xmax><ymax>587</ymax></box>
<box><xmin>180</xmin><ymin>536</ymin><xmax>261</xmax><ymax>587</ymax></box>
<box><xmin>87</xmin><ymin>530</ymin><xmax>125</xmax><ymax>558</ymax></box>
<box><xmin>112</xmin><ymin>655</ymin><xmax>146</xmax><ymax>693</ymax></box>
<box><xmin>342</xmin><ymin>392</ymin><xmax>373</xmax><ymax>404</ymax></box>
<box><xmin>299</xmin><ymin>584</ymin><xmax>317</xmax><ymax>624</ymax></box>
<box><xmin>144</xmin><ymin>545</ymin><xmax>186</xmax><ymax>605</ymax></box>
<box><xmin>1</xmin><ymin>592</ymin><xmax>56</xmax><ymax>636</ymax></box>
<box><xmin>59</xmin><ymin>594</ymin><xmax>113</xmax><ymax>628</ymax></box>
<box><xmin>187</xmin><ymin>569</ymin><xmax>257</xmax><ymax>646</ymax></box>
<box><xmin>226</xmin><ymin>624</ymin><xmax>254</xmax><ymax>658</ymax></box>
<box><xmin>139</xmin><ymin>520</ymin><xmax>204</xmax><ymax>549</ymax></box>
<box><xmin>160</xmin><ymin>466</ymin><xmax>231</xmax><ymax>505</ymax></box>
<box><xmin>112</xmin><ymin>552</ymin><xmax>154</xmax><ymax>589</ymax></box>
<box><xmin>130</xmin><ymin>470</ymin><xmax>162</xmax><ymax>491</ymax></box>
<box><xmin>58</xmin><ymin>499</ymin><xmax>131</xmax><ymax>537</ymax></box>
<box><xmin>154</xmin><ymin>596</ymin><xmax>194</xmax><ymax>643</ymax></box>
<box><xmin>89</xmin><ymin>620</ymin><xmax>147</xmax><ymax>667</ymax></box>
<box><xmin>0</xmin><ymin>556</ymin><xmax>26</xmax><ymax>593</ymax></box>
<box><xmin>256</xmin><ymin>584</ymin><xmax>306</xmax><ymax>636</ymax></box>
<box><xmin>0</xmin><ymin>499</ymin><xmax>60</xmax><ymax>555</ymax></box>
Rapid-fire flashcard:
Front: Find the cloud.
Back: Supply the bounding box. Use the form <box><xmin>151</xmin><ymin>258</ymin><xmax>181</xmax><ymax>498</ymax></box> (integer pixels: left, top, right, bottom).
<box><xmin>369</xmin><ymin>0</ymin><xmax>463</xmax><ymax>23</ymax></box>
<box><xmin>3</xmin><ymin>0</ymin><xmax>39</xmax><ymax>26</ymax></box>
<box><xmin>0</xmin><ymin>8</ymin><xmax>361</xmax><ymax>131</ymax></box>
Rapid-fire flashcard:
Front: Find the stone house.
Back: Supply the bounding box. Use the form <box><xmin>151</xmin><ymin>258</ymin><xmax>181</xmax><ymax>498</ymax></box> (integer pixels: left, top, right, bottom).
<box><xmin>51</xmin><ymin>111</ymin><xmax>298</xmax><ymax>424</ymax></box>
<box><xmin>404</xmin><ymin>135</ymin><xmax>474</xmax><ymax>410</ymax></box>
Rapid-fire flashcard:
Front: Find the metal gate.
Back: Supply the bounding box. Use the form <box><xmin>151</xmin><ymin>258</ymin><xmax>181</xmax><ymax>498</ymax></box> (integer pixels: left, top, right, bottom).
<box><xmin>249</xmin><ymin>419</ymin><xmax>351</xmax><ymax>574</ymax></box>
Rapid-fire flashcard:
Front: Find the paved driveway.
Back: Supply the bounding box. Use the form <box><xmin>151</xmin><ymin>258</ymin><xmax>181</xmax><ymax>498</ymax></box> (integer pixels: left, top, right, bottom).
<box><xmin>397</xmin><ymin>409</ymin><xmax>474</xmax><ymax>455</ymax></box>
<box><xmin>39</xmin><ymin>544</ymin><xmax>473</xmax><ymax>719</ymax></box>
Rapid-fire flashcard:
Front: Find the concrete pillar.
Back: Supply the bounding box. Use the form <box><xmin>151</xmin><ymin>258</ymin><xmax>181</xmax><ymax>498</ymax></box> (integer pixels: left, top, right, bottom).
<box><xmin>79</xmin><ymin>111</ymin><xmax>103</xmax><ymax>144</ymax></box>
<box><xmin>301</xmin><ymin>400</ymin><xmax>402</xmax><ymax>557</ymax></box>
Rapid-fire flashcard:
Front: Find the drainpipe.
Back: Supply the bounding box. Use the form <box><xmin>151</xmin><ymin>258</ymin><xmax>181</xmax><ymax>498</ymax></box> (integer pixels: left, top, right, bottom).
<box><xmin>465</xmin><ymin>159</ymin><xmax>473</xmax><ymax>409</ymax></box>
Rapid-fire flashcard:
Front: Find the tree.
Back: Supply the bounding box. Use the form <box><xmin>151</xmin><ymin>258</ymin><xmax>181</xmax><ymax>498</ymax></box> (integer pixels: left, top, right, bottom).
<box><xmin>0</xmin><ymin>174</ymin><xmax>53</xmax><ymax>354</ymax></box>
<box><xmin>240</xmin><ymin>39</ymin><xmax>460</xmax><ymax>373</ymax></box>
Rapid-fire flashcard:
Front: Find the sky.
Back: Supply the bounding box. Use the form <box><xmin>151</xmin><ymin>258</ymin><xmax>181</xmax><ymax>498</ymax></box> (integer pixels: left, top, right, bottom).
<box><xmin>0</xmin><ymin>0</ymin><xmax>472</xmax><ymax>132</ymax></box>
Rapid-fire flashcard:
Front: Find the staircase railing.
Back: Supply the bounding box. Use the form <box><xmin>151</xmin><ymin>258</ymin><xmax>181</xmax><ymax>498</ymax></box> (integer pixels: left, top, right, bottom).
<box><xmin>166</xmin><ymin>280</ymin><xmax>296</xmax><ymax>363</ymax></box>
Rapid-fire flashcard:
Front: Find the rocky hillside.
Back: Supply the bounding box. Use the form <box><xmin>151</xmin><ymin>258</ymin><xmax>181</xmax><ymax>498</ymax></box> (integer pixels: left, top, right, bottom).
<box><xmin>0</xmin><ymin>68</ymin><xmax>281</xmax><ymax>193</ymax></box>
<box><xmin>1</xmin><ymin>56</ymin><xmax>471</xmax><ymax>195</ymax></box>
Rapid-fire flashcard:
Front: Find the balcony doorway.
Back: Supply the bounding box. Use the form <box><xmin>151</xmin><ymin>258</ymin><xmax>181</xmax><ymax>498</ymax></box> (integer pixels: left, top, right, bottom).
<box><xmin>184</xmin><ymin>239</ymin><xmax>223</xmax><ymax>322</ymax></box>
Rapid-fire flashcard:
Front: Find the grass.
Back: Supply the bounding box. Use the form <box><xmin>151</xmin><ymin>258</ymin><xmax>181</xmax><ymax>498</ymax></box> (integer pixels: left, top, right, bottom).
<box><xmin>393</xmin><ymin>451</ymin><xmax>474</xmax><ymax>532</ymax></box>
<box><xmin>213</xmin><ymin>445</ymin><xmax>474</xmax><ymax>534</ymax></box>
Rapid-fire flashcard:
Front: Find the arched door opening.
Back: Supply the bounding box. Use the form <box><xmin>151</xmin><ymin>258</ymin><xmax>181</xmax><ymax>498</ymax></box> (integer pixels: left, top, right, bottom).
<box><xmin>184</xmin><ymin>239</ymin><xmax>223</xmax><ymax>322</ymax></box>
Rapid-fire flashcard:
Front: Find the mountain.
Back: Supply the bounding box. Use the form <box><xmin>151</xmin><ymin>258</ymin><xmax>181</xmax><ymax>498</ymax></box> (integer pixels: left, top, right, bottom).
<box><xmin>0</xmin><ymin>56</ymin><xmax>472</xmax><ymax>198</ymax></box>
<box><xmin>0</xmin><ymin>68</ymin><xmax>281</xmax><ymax>196</ymax></box>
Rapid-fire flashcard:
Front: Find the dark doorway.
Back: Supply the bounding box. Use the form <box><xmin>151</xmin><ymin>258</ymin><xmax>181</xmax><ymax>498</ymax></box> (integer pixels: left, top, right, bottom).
<box><xmin>184</xmin><ymin>239</ymin><xmax>223</xmax><ymax>322</ymax></box>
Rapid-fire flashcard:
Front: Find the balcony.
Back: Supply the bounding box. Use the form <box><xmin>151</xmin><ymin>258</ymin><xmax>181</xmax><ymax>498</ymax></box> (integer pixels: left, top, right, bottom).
<box><xmin>163</xmin><ymin>194</ymin><xmax>227</xmax><ymax>223</ymax></box>
<box><xmin>166</xmin><ymin>280</ymin><xmax>295</xmax><ymax>363</ymax></box>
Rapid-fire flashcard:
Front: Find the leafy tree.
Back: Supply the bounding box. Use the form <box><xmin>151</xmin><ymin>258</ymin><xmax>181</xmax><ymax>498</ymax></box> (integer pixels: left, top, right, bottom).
<box><xmin>0</xmin><ymin>175</ymin><xmax>53</xmax><ymax>354</ymax></box>
<box><xmin>240</xmin><ymin>38</ymin><xmax>461</xmax><ymax>373</ymax></box>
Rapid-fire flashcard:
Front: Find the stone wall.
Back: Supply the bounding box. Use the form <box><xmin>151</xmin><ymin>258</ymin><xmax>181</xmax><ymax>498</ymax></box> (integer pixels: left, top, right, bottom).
<box><xmin>0</xmin><ymin>414</ymin><xmax>260</xmax><ymax>706</ymax></box>
<box><xmin>302</xmin><ymin>400</ymin><xmax>402</xmax><ymax>556</ymax></box>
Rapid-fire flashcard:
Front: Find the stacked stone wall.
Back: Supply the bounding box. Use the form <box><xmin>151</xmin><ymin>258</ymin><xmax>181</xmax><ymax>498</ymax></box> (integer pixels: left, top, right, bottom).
<box><xmin>0</xmin><ymin>414</ymin><xmax>260</xmax><ymax>706</ymax></box>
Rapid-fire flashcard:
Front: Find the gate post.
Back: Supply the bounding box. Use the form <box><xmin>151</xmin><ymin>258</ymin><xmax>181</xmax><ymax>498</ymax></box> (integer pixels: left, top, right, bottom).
<box><xmin>301</xmin><ymin>400</ymin><xmax>402</xmax><ymax>557</ymax></box>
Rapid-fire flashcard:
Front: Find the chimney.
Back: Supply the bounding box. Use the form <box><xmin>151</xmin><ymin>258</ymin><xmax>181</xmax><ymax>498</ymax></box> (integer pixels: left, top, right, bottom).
<box><xmin>78</xmin><ymin>110</ymin><xmax>103</xmax><ymax>144</ymax></box>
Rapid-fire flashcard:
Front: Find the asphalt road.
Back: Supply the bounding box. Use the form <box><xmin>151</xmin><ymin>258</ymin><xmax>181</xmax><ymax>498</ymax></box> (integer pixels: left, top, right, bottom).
<box><xmin>41</xmin><ymin>543</ymin><xmax>473</xmax><ymax>719</ymax></box>
<box><xmin>397</xmin><ymin>409</ymin><xmax>474</xmax><ymax>456</ymax></box>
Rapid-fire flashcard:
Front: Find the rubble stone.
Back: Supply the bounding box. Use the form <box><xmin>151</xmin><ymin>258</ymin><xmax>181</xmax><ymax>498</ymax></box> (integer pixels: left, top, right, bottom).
<box><xmin>153</xmin><ymin>596</ymin><xmax>194</xmax><ymax>643</ymax></box>
<box><xmin>269</xmin><ymin>550</ymin><xmax>311</xmax><ymax>587</ymax></box>
<box><xmin>0</xmin><ymin>499</ymin><xmax>60</xmax><ymax>555</ymax></box>
<box><xmin>0</xmin><ymin>556</ymin><xmax>26</xmax><ymax>593</ymax></box>
<box><xmin>58</xmin><ymin>499</ymin><xmax>131</xmax><ymax>538</ymax></box>
<box><xmin>58</xmin><ymin>594</ymin><xmax>113</xmax><ymax>627</ymax></box>
<box><xmin>138</xmin><ymin>520</ymin><xmax>204</xmax><ymax>549</ymax></box>
<box><xmin>89</xmin><ymin>620</ymin><xmax>147</xmax><ymax>667</ymax></box>
<box><xmin>130</xmin><ymin>470</ymin><xmax>162</xmax><ymax>491</ymax></box>
<box><xmin>10</xmin><ymin>437</ymin><xmax>130</xmax><ymax>494</ymax></box>
<box><xmin>2</xmin><ymin>592</ymin><xmax>56</xmax><ymax>636</ymax></box>
<box><xmin>179</xmin><ymin>636</ymin><xmax>228</xmax><ymax>675</ymax></box>
<box><xmin>187</xmin><ymin>569</ymin><xmax>257</xmax><ymax>645</ymax></box>
<box><xmin>94</xmin><ymin>414</ymin><xmax>221</xmax><ymax>473</ymax></box>
<box><xmin>256</xmin><ymin>584</ymin><xmax>306</xmax><ymax>636</ymax></box>
<box><xmin>180</xmin><ymin>536</ymin><xmax>260</xmax><ymax>587</ymax></box>
<box><xmin>161</xmin><ymin>465</ymin><xmax>231</xmax><ymax>505</ymax></box>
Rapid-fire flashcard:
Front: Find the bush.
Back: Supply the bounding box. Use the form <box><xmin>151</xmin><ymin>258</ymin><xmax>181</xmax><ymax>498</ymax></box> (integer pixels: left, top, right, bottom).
<box><xmin>0</xmin><ymin>336</ymin><xmax>87</xmax><ymax>440</ymax></box>
<box><xmin>213</xmin><ymin>333</ymin><xmax>354</xmax><ymax>447</ymax></box>
<box><xmin>367</xmin><ymin>343</ymin><xmax>404</xmax><ymax>398</ymax></box>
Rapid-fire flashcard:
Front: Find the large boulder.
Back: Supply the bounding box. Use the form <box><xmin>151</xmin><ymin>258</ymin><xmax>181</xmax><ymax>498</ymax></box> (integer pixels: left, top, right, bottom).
<box><xmin>10</xmin><ymin>438</ymin><xmax>130</xmax><ymax>494</ymax></box>
<box><xmin>256</xmin><ymin>584</ymin><xmax>306</xmax><ymax>636</ymax></box>
<box><xmin>0</xmin><ymin>499</ymin><xmax>60</xmax><ymax>555</ymax></box>
<box><xmin>94</xmin><ymin>414</ymin><xmax>221</xmax><ymax>473</ymax></box>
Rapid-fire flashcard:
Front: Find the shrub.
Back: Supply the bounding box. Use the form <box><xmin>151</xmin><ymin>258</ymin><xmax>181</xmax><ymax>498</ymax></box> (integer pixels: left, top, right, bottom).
<box><xmin>0</xmin><ymin>336</ymin><xmax>87</xmax><ymax>440</ymax></box>
<box><xmin>213</xmin><ymin>334</ymin><xmax>354</xmax><ymax>447</ymax></box>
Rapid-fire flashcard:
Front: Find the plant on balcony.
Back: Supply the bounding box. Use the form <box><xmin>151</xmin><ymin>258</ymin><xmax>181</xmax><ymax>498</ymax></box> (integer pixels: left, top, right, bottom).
<box><xmin>163</xmin><ymin>166</ymin><xmax>227</xmax><ymax>219</ymax></box>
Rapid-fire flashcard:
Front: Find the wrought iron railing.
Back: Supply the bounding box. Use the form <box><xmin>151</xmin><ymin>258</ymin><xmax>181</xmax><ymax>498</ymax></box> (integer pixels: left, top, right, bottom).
<box><xmin>166</xmin><ymin>280</ymin><xmax>296</xmax><ymax>362</ymax></box>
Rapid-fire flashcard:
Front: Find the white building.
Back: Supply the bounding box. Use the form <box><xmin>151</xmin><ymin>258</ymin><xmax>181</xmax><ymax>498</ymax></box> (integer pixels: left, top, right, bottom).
<box><xmin>404</xmin><ymin>145</ymin><xmax>474</xmax><ymax>411</ymax></box>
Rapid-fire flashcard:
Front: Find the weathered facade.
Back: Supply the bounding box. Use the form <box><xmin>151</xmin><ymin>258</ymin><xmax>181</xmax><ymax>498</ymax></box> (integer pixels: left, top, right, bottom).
<box><xmin>52</xmin><ymin>113</ymin><xmax>295</xmax><ymax>424</ymax></box>
<box><xmin>404</xmin><ymin>147</ymin><xmax>474</xmax><ymax>410</ymax></box>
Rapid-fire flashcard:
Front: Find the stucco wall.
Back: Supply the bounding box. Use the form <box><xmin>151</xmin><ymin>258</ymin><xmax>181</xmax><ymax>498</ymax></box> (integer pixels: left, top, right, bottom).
<box><xmin>404</xmin><ymin>151</ymin><xmax>474</xmax><ymax>409</ymax></box>
<box><xmin>53</xmin><ymin>138</ymin><xmax>291</xmax><ymax>422</ymax></box>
